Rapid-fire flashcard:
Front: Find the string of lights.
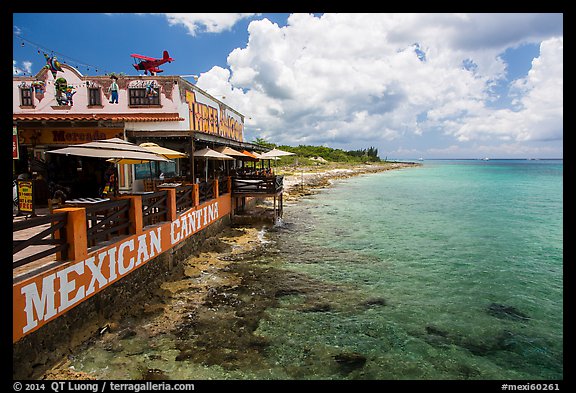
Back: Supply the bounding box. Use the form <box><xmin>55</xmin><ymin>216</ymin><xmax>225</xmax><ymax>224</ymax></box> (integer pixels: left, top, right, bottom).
<box><xmin>14</xmin><ymin>34</ymin><xmax>112</xmax><ymax>76</ymax></box>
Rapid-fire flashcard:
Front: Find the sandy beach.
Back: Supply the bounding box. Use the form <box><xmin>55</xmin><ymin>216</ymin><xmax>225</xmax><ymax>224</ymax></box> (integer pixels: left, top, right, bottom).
<box><xmin>40</xmin><ymin>161</ymin><xmax>419</xmax><ymax>380</ymax></box>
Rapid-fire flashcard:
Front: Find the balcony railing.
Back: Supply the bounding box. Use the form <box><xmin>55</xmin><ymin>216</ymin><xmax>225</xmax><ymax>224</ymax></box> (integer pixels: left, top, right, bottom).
<box><xmin>232</xmin><ymin>175</ymin><xmax>284</xmax><ymax>195</ymax></box>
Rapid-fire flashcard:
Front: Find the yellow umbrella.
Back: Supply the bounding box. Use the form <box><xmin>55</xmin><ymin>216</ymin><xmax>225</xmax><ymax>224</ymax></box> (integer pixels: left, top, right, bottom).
<box><xmin>139</xmin><ymin>142</ymin><xmax>188</xmax><ymax>159</ymax></box>
<box><xmin>139</xmin><ymin>142</ymin><xmax>187</xmax><ymax>179</ymax></box>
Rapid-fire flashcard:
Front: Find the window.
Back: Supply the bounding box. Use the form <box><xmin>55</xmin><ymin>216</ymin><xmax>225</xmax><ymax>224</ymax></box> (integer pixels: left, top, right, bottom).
<box><xmin>129</xmin><ymin>87</ymin><xmax>160</xmax><ymax>106</ymax></box>
<box><xmin>134</xmin><ymin>161</ymin><xmax>176</xmax><ymax>180</ymax></box>
<box><xmin>20</xmin><ymin>87</ymin><xmax>33</xmax><ymax>107</ymax></box>
<box><xmin>88</xmin><ymin>87</ymin><xmax>102</xmax><ymax>106</ymax></box>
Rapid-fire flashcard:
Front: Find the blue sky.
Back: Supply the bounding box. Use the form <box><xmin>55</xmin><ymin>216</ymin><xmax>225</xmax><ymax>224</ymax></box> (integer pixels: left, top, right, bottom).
<box><xmin>13</xmin><ymin>13</ymin><xmax>563</xmax><ymax>159</ymax></box>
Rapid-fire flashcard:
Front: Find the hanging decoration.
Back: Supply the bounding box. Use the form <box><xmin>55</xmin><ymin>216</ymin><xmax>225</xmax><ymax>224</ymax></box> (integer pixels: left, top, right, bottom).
<box><xmin>43</xmin><ymin>53</ymin><xmax>63</xmax><ymax>79</ymax></box>
<box><xmin>14</xmin><ymin>34</ymin><xmax>110</xmax><ymax>76</ymax></box>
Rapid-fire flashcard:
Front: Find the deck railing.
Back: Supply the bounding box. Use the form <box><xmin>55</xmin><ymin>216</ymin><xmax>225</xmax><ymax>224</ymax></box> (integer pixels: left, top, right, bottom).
<box><xmin>175</xmin><ymin>185</ymin><xmax>194</xmax><ymax>213</ymax></box>
<box><xmin>13</xmin><ymin>212</ymin><xmax>69</xmax><ymax>269</ymax></box>
<box><xmin>85</xmin><ymin>199</ymin><xmax>131</xmax><ymax>247</ymax></box>
<box><xmin>199</xmin><ymin>179</ymin><xmax>214</xmax><ymax>203</ymax></box>
<box><xmin>12</xmin><ymin>178</ymin><xmax>230</xmax><ymax>270</ymax></box>
<box><xmin>141</xmin><ymin>190</ymin><xmax>168</xmax><ymax>227</ymax></box>
<box><xmin>232</xmin><ymin>175</ymin><xmax>284</xmax><ymax>195</ymax></box>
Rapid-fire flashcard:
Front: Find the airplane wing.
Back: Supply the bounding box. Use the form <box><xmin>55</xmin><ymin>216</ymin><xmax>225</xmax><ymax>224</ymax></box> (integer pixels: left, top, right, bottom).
<box><xmin>130</xmin><ymin>53</ymin><xmax>156</xmax><ymax>61</ymax></box>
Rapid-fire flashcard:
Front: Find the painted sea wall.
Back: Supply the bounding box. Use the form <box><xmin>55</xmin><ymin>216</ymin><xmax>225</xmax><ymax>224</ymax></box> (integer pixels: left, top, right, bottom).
<box><xmin>13</xmin><ymin>195</ymin><xmax>232</xmax><ymax>379</ymax></box>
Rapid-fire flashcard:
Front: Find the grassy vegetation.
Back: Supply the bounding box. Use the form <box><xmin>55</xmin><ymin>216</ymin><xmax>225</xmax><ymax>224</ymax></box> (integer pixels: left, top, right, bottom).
<box><xmin>252</xmin><ymin>138</ymin><xmax>382</xmax><ymax>166</ymax></box>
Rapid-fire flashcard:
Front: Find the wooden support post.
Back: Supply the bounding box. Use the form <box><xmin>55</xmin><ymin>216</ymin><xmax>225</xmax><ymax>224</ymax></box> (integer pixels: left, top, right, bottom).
<box><xmin>158</xmin><ymin>188</ymin><xmax>177</xmax><ymax>222</ymax></box>
<box><xmin>273</xmin><ymin>195</ymin><xmax>277</xmax><ymax>224</ymax></box>
<box><xmin>193</xmin><ymin>183</ymin><xmax>200</xmax><ymax>207</ymax></box>
<box><xmin>54</xmin><ymin>207</ymin><xmax>88</xmax><ymax>261</ymax></box>
<box><xmin>118</xmin><ymin>195</ymin><xmax>143</xmax><ymax>235</ymax></box>
<box><xmin>213</xmin><ymin>179</ymin><xmax>219</xmax><ymax>198</ymax></box>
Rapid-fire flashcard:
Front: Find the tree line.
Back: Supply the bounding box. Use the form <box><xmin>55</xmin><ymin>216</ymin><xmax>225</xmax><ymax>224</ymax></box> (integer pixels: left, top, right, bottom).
<box><xmin>252</xmin><ymin>138</ymin><xmax>381</xmax><ymax>163</ymax></box>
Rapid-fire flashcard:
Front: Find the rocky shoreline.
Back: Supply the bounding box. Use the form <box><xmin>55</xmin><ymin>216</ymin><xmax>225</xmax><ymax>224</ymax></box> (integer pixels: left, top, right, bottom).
<box><xmin>40</xmin><ymin>161</ymin><xmax>419</xmax><ymax>380</ymax></box>
<box><xmin>280</xmin><ymin>161</ymin><xmax>420</xmax><ymax>201</ymax></box>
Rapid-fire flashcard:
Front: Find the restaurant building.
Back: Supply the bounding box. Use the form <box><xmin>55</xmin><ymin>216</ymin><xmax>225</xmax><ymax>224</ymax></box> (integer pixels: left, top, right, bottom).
<box><xmin>13</xmin><ymin>64</ymin><xmax>286</xmax><ymax>378</ymax></box>
<box><xmin>13</xmin><ymin>63</ymin><xmax>263</xmax><ymax>203</ymax></box>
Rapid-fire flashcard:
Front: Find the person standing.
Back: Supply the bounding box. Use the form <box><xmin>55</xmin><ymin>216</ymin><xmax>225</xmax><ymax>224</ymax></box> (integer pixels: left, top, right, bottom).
<box><xmin>101</xmin><ymin>165</ymin><xmax>117</xmax><ymax>197</ymax></box>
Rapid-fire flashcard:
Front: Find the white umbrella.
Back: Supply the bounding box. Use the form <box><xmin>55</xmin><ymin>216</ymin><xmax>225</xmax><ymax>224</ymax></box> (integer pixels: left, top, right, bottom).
<box><xmin>47</xmin><ymin>137</ymin><xmax>171</xmax><ymax>163</ymax></box>
<box><xmin>47</xmin><ymin>138</ymin><xmax>171</xmax><ymax>196</ymax></box>
<box><xmin>260</xmin><ymin>148</ymin><xmax>296</xmax><ymax>158</ymax></box>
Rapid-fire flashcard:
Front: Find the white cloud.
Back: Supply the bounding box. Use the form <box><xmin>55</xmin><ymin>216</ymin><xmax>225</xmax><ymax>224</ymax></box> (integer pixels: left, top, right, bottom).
<box><xmin>159</xmin><ymin>13</ymin><xmax>256</xmax><ymax>35</ymax></box>
<box><xmin>444</xmin><ymin>36</ymin><xmax>563</xmax><ymax>143</ymax></box>
<box><xmin>13</xmin><ymin>60</ymin><xmax>32</xmax><ymax>75</ymax></box>
<box><xmin>196</xmin><ymin>13</ymin><xmax>562</xmax><ymax>157</ymax></box>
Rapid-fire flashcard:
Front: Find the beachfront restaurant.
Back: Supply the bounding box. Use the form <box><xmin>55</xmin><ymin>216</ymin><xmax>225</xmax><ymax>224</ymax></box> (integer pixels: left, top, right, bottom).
<box><xmin>13</xmin><ymin>64</ymin><xmax>287</xmax><ymax>376</ymax></box>
<box><xmin>13</xmin><ymin>63</ymin><xmax>283</xmax><ymax>208</ymax></box>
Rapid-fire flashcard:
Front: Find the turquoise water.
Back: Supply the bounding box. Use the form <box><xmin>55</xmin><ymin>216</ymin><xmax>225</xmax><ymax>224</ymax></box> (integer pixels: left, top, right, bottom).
<box><xmin>68</xmin><ymin>159</ymin><xmax>563</xmax><ymax>380</ymax></box>
<box><xmin>260</xmin><ymin>159</ymin><xmax>563</xmax><ymax>379</ymax></box>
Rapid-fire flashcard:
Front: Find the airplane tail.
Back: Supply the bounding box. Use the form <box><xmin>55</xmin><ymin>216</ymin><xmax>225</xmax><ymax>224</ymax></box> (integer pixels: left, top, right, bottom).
<box><xmin>163</xmin><ymin>50</ymin><xmax>173</xmax><ymax>63</ymax></box>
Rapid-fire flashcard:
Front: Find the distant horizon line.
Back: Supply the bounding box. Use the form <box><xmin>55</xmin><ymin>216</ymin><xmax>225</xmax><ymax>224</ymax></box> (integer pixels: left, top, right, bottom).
<box><xmin>386</xmin><ymin>158</ymin><xmax>564</xmax><ymax>161</ymax></box>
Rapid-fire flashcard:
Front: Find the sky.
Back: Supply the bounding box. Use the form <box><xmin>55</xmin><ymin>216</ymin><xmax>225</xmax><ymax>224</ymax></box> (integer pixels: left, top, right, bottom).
<box><xmin>13</xmin><ymin>13</ymin><xmax>563</xmax><ymax>159</ymax></box>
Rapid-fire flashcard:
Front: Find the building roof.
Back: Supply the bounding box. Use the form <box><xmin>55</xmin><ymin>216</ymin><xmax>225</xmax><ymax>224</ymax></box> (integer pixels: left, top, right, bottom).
<box><xmin>13</xmin><ymin>113</ymin><xmax>185</xmax><ymax>122</ymax></box>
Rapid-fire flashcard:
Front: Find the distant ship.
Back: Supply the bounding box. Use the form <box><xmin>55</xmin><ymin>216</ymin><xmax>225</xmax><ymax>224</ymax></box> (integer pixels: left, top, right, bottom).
<box><xmin>482</xmin><ymin>157</ymin><xmax>490</xmax><ymax>161</ymax></box>
<box><xmin>418</xmin><ymin>157</ymin><xmax>424</xmax><ymax>161</ymax></box>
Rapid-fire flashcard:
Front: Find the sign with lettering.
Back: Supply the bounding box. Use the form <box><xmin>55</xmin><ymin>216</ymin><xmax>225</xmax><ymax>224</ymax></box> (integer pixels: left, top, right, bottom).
<box><xmin>17</xmin><ymin>180</ymin><xmax>34</xmax><ymax>213</ymax></box>
<box><xmin>185</xmin><ymin>90</ymin><xmax>244</xmax><ymax>142</ymax></box>
<box><xmin>17</xmin><ymin>129</ymin><xmax>123</xmax><ymax>145</ymax></box>
<box><xmin>13</xmin><ymin>196</ymin><xmax>231</xmax><ymax>342</ymax></box>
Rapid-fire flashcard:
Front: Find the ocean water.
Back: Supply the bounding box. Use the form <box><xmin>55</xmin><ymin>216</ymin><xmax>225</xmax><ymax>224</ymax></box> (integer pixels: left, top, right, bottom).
<box><xmin>67</xmin><ymin>159</ymin><xmax>563</xmax><ymax>380</ymax></box>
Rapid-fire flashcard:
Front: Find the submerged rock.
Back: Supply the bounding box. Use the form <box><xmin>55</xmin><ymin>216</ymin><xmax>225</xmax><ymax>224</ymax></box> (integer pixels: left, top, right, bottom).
<box><xmin>361</xmin><ymin>297</ymin><xmax>388</xmax><ymax>308</ymax></box>
<box><xmin>334</xmin><ymin>352</ymin><xmax>367</xmax><ymax>374</ymax></box>
<box><xmin>425</xmin><ymin>325</ymin><xmax>449</xmax><ymax>337</ymax></box>
<box><xmin>142</xmin><ymin>368</ymin><xmax>169</xmax><ymax>380</ymax></box>
<box><xmin>486</xmin><ymin>303</ymin><xmax>530</xmax><ymax>321</ymax></box>
<box><xmin>301</xmin><ymin>302</ymin><xmax>332</xmax><ymax>312</ymax></box>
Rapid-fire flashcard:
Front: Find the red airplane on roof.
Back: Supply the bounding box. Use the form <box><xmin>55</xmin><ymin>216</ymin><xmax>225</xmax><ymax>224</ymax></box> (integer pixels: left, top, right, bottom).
<box><xmin>130</xmin><ymin>50</ymin><xmax>174</xmax><ymax>75</ymax></box>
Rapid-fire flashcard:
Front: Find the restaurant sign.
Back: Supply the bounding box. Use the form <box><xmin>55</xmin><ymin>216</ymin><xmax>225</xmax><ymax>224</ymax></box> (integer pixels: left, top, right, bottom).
<box><xmin>185</xmin><ymin>90</ymin><xmax>244</xmax><ymax>142</ymax></box>
<box><xmin>13</xmin><ymin>197</ymin><xmax>231</xmax><ymax>342</ymax></box>
<box><xmin>17</xmin><ymin>129</ymin><xmax>124</xmax><ymax>145</ymax></box>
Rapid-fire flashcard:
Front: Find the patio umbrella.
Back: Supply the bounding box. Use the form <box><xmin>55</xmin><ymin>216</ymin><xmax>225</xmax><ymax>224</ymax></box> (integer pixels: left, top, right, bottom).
<box><xmin>47</xmin><ymin>137</ymin><xmax>171</xmax><ymax>163</ymax></box>
<box><xmin>214</xmin><ymin>146</ymin><xmax>247</xmax><ymax>158</ymax></box>
<box><xmin>214</xmin><ymin>146</ymin><xmax>245</xmax><ymax>173</ymax></box>
<box><xmin>46</xmin><ymin>137</ymin><xmax>171</xmax><ymax>196</ymax></box>
<box><xmin>139</xmin><ymin>142</ymin><xmax>188</xmax><ymax>159</ymax></box>
<box><xmin>193</xmin><ymin>147</ymin><xmax>234</xmax><ymax>181</ymax></box>
<box><xmin>139</xmin><ymin>142</ymin><xmax>188</xmax><ymax>178</ymax></box>
<box><xmin>240</xmin><ymin>150</ymin><xmax>259</xmax><ymax>161</ymax></box>
<box><xmin>261</xmin><ymin>148</ymin><xmax>295</xmax><ymax>169</ymax></box>
<box><xmin>260</xmin><ymin>148</ymin><xmax>296</xmax><ymax>158</ymax></box>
